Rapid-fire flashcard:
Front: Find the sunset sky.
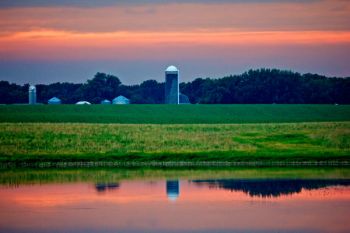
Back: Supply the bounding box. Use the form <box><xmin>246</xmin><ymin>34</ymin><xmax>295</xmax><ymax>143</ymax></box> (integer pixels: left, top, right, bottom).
<box><xmin>1</xmin><ymin>0</ymin><xmax>350</xmax><ymax>84</ymax></box>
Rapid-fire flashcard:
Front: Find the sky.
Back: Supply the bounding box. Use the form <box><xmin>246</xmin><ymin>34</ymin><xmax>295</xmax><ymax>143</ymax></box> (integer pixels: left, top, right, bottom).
<box><xmin>0</xmin><ymin>0</ymin><xmax>350</xmax><ymax>85</ymax></box>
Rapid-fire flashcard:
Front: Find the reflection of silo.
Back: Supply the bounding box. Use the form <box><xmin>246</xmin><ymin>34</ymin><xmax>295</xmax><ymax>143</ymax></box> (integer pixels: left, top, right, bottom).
<box><xmin>28</xmin><ymin>85</ymin><xmax>36</xmax><ymax>105</ymax></box>
<box><xmin>165</xmin><ymin>65</ymin><xmax>179</xmax><ymax>104</ymax></box>
<box><xmin>166</xmin><ymin>180</ymin><xmax>180</xmax><ymax>201</ymax></box>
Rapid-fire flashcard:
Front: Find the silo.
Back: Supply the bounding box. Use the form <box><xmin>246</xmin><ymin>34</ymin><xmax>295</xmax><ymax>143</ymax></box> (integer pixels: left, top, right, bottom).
<box><xmin>165</xmin><ymin>65</ymin><xmax>179</xmax><ymax>104</ymax></box>
<box><xmin>28</xmin><ymin>85</ymin><xmax>36</xmax><ymax>105</ymax></box>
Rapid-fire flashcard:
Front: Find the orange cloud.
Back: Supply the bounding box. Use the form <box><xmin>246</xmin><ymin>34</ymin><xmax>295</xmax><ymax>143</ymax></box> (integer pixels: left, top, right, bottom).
<box><xmin>5</xmin><ymin>30</ymin><xmax>350</xmax><ymax>44</ymax></box>
<box><xmin>0</xmin><ymin>1</ymin><xmax>349</xmax><ymax>33</ymax></box>
<box><xmin>1</xmin><ymin>30</ymin><xmax>349</xmax><ymax>61</ymax></box>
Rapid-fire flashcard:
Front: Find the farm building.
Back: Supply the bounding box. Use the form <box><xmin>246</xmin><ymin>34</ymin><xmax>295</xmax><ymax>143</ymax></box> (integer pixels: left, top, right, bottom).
<box><xmin>113</xmin><ymin>96</ymin><xmax>130</xmax><ymax>104</ymax></box>
<box><xmin>48</xmin><ymin>97</ymin><xmax>61</xmax><ymax>105</ymax></box>
<box><xmin>179</xmin><ymin>93</ymin><xmax>190</xmax><ymax>104</ymax></box>
<box><xmin>28</xmin><ymin>85</ymin><xmax>36</xmax><ymax>105</ymax></box>
<box><xmin>101</xmin><ymin>99</ymin><xmax>111</xmax><ymax>104</ymax></box>
<box><xmin>76</xmin><ymin>101</ymin><xmax>91</xmax><ymax>105</ymax></box>
<box><xmin>165</xmin><ymin>65</ymin><xmax>179</xmax><ymax>104</ymax></box>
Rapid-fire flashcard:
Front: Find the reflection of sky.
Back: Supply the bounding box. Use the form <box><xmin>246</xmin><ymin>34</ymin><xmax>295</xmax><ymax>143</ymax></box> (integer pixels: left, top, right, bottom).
<box><xmin>0</xmin><ymin>0</ymin><xmax>350</xmax><ymax>84</ymax></box>
<box><xmin>0</xmin><ymin>179</ymin><xmax>350</xmax><ymax>233</ymax></box>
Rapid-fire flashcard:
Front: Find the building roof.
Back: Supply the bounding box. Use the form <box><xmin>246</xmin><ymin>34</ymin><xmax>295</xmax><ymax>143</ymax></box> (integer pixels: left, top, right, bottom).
<box><xmin>112</xmin><ymin>95</ymin><xmax>130</xmax><ymax>104</ymax></box>
<box><xmin>179</xmin><ymin>93</ymin><xmax>190</xmax><ymax>104</ymax></box>
<box><xmin>101</xmin><ymin>99</ymin><xmax>111</xmax><ymax>104</ymax></box>
<box><xmin>48</xmin><ymin>97</ymin><xmax>61</xmax><ymax>102</ymax></box>
<box><xmin>113</xmin><ymin>96</ymin><xmax>129</xmax><ymax>101</ymax></box>
<box><xmin>165</xmin><ymin>65</ymin><xmax>178</xmax><ymax>73</ymax></box>
<box><xmin>29</xmin><ymin>85</ymin><xmax>36</xmax><ymax>91</ymax></box>
<box><xmin>76</xmin><ymin>101</ymin><xmax>91</xmax><ymax>105</ymax></box>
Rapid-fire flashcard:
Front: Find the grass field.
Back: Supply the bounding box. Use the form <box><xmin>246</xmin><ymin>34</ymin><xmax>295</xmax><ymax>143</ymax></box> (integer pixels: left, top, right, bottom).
<box><xmin>1</xmin><ymin>105</ymin><xmax>349</xmax><ymax>166</ymax></box>
<box><xmin>0</xmin><ymin>104</ymin><xmax>350</xmax><ymax>124</ymax></box>
<box><xmin>0</xmin><ymin>122</ymin><xmax>349</xmax><ymax>164</ymax></box>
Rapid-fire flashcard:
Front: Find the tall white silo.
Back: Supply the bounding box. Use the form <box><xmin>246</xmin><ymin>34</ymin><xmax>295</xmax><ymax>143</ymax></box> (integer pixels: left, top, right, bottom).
<box><xmin>28</xmin><ymin>85</ymin><xmax>36</xmax><ymax>105</ymax></box>
<box><xmin>165</xmin><ymin>65</ymin><xmax>179</xmax><ymax>104</ymax></box>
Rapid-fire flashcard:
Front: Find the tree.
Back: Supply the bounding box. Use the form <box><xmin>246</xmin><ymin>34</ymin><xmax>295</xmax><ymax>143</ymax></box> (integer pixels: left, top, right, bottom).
<box><xmin>81</xmin><ymin>72</ymin><xmax>121</xmax><ymax>103</ymax></box>
<box><xmin>1</xmin><ymin>69</ymin><xmax>349</xmax><ymax>104</ymax></box>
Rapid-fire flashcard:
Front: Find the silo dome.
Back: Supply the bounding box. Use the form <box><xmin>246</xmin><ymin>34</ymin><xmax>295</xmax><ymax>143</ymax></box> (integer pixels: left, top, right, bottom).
<box><xmin>165</xmin><ymin>65</ymin><xmax>178</xmax><ymax>73</ymax></box>
<box><xmin>29</xmin><ymin>85</ymin><xmax>36</xmax><ymax>91</ymax></box>
<box><xmin>165</xmin><ymin>65</ymin><xmax>179</xmax><ymax>104</ymax></box>
<box><xmin>28</xmin><ymin>85</ymin><xmax>36</xmax><ymax>105</ymax></box>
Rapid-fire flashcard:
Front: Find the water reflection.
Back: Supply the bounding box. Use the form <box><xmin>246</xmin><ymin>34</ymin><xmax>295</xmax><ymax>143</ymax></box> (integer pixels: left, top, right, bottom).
<box><xmin>191</xmin><ymin>179</ymin><xmax>350</xmax><ymax>197</ymax></box>
<box><xmin>166</xmin><ymin>180</ymin><xmax>180</xmax><ymax>201</ymax></box>
<box><xmin>1</xmin><ymin>170</ymin><xmax>350</xmax><ymax>233</ymax></box>
<box><xmin>95</xmin><ymin>183</ymin><xmax>119</xmax><ymax>192</ymax></box>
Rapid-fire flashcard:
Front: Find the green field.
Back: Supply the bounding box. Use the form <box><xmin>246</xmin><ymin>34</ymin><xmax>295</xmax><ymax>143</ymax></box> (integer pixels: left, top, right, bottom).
<box><xmin>0</xmin><ymin>104</ymin><xmax>349</xmax><ymax>124</ymax></box>
<box><xmin>0</xmin><ymin>122</ymin><xmax>349</xmax><ymax>164</ymax></box>
<box><xmin>0</xmin><ymin>105</ymin><xmax>349</xmax><ymax>166</ymax></box>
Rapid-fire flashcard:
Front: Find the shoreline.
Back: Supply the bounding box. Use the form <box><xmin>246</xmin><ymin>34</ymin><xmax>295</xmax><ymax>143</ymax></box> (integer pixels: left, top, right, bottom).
<box><xmin>1</xmin><ymin>160</ymin><xmax>349</xmax><ymax>168</ymax></box>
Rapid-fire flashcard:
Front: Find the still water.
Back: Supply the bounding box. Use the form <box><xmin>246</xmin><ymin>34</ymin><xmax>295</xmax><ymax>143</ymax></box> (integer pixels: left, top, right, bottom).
<box><xmin>1</xmin><ymin>169</ymin><xmax>350</xmax><ymax>233</ymax></box>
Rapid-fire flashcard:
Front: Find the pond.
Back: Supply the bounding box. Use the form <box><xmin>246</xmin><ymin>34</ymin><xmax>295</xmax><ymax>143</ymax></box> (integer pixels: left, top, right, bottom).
<box><xmin>0</xmin><ymin>168</ymin><xmax>350</xmax><ymax>233</ymax></box>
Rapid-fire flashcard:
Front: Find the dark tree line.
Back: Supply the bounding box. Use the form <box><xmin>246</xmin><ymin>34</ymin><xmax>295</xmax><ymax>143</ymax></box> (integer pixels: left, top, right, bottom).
<box><xmin>1</xmin><ymin>69</ymin><xmax>349</xmax><ymax>104</ymax></box>
<box><xmin>181</xmin><ymin>69</ymin><xmax>350</xmax><ymax>104</ymax></box>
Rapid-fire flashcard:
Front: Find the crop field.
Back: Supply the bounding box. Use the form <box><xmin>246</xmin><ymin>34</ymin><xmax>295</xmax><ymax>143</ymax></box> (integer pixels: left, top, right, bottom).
<box><xmin>0</xmin><ymin>104</ymin><xmax>350</xmax><ymax>124</ymax></box>
<box><xmin>0</xmin><ymin>105</ymin><xmax>349</xmax><ymax>166</ymax></box>
<box><xmin>0</xmin><ymin>122</ymin><xmax>349</xmax><ymax>164</ymax></box>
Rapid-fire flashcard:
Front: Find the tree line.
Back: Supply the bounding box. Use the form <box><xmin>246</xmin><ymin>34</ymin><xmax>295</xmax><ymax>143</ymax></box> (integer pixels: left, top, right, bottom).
<box><xmin>1</xmin><ymin>69</ymin><xmax>349</xmax><ymax>104</ymax></box>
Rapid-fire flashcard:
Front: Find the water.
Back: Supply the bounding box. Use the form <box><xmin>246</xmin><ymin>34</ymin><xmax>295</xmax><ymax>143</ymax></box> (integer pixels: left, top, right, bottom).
<box><xmin>0</xmin><ymin>169</ymin><xmax>350</xmax><ymax>233</ymax></box>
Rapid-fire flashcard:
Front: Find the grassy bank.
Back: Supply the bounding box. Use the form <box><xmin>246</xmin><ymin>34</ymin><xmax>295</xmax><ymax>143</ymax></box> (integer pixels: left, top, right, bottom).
<box><xmin>0</xmin><ymin>122</ymin><xmax>349</xmax><ymax>165</ymax></box>
<box><xmin>0</xmin><ymin>104</ymin><xmax>349</xmax><ymax>124</ymax></box>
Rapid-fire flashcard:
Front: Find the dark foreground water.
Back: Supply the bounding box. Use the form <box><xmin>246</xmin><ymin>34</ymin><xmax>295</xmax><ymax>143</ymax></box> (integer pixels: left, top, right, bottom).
<box><xmin>1</xmin><ymin>170</ymin><xmax>350</xmax><ymax>233</ymax></box>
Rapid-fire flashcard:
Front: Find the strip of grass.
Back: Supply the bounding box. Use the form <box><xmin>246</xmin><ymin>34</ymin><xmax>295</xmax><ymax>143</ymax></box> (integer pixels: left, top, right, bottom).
<box><xmin>0</xmin><ymin>104</ymin><xmax>349</xmax><ymax>124</ymax></box>
<box><xmin>0</xmin><ymin>122</ymin><xmax>349</xmax><ymax>164</ymax></box>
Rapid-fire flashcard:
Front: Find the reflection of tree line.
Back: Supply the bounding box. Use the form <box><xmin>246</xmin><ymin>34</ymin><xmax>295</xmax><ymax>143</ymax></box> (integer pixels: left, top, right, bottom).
<box><xmin>190</xmin><ymin>179</ymin><xmax>350</xmax><ymax>198</ymax></box>
<box><xmin>93</xmin><ymin>179</ymin><xmax>350</xmax><ymax>198</ymax></box>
